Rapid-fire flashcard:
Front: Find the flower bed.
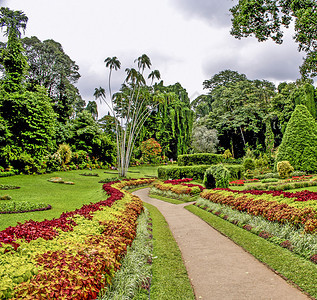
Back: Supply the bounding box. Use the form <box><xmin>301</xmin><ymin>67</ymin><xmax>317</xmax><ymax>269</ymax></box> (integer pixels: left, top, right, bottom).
<box><xmin>194</xmin><ymin>197</ymin><xmax>317</xmax><ymax>263</ymax></box>
<box><xmin>200</xmin><ymin>189</ymin><xmax>317</xmax><ymax>233</ymax></box>
<box><xmin>0</xmin><ymin>178</ymin><xmax>154</xmax><ymax>299</ymax></box>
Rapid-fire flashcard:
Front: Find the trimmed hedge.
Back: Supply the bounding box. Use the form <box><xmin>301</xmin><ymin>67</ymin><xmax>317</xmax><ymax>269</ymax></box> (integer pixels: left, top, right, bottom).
<box><xmin>177</xmin><ymin>153</ymin><xmax>223</xmax><ymax>166</ymax></box>
<box><xmin>158</xmin><ymin>164</ymin><xmax>244</xmax><ymax>181</ymax></box>
<box><xmin>158</xmin><ymin>165</ymin><xmax>210</xmax><ymax>180</ymax></box>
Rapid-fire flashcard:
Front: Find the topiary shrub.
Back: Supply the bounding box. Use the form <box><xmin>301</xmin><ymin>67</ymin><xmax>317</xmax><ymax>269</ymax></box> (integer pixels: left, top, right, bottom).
<box><xmin>277</xmin><ymin>161</ymin><xmax>294</xmax><ymax>178</ymax></box>
<box><xmin>203</xmin><ymin>164</ymin><xmax>230</xmax><ymax>189</ymax></box>
<box><xmin>243</xmin><ymin>158</ymin><xmax>255</xmax><ymax>170</ymax></box>
<box><xmin>275</xmin><ymin>105</ymin><xmax>317</xmax><ymax>173</ymax></box>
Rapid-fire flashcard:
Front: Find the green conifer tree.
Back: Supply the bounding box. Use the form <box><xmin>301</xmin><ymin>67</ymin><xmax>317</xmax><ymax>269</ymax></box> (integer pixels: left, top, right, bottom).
<box><xmin>276</xmin><ymin>105</ymin><xmax>317</xmax><ymax>173</ymax></box>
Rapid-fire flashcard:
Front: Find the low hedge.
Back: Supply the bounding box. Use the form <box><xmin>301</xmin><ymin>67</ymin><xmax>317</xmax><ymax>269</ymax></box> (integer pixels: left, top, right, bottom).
<box><xmin>158</xmin><ymin>165</ymin><xmax>210</xmax><ymax>180</ymax></box>
<box><xmin>158</xmin><ymin>164</ymin><xmax>244</xmax><ymax>181</ymax></box>
<box><xmin>177</xmin><ymin>153</ymin><xmax>223</xmax><ymax>166</ymax></box>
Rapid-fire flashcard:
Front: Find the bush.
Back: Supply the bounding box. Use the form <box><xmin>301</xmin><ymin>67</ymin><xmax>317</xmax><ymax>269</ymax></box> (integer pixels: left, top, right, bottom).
<box><xmin>157</xmin><ymin>165</ymin><xmax>210</xmax><ymax>180</ymax></box>
<box><xmin>225</xmin><ymin>164</ymin><xmax>244</xmax><ymax>180</ymax></box>
<box><xmin>203</xmin><ymin>164</ymin><xmax>230</xmax><ymax>189</ymax></box>
<box><xmin>261</xmin><ymin>178</ymin><xmax>279</xmax><ymax>183</ymax></box>
<box><xmin>243</xmin><ymin>158</ymin><xmax>255</xmax><ymax>170</ymax></box>
<box><xmin>223</xmin><ymin>149</ymin><xmax>233</xmax><ymax>159</ymax></box>
<box><xmin>276</xmin><ymin>105</ymin><xmax>317</xmax><ymax>173</ymax></box>
<box><xmin>57</xmin><ymin>143</ymin><xmax>72</xmax><ymax>166</ymax></box>
<box><xmin>177</xmin><ymin>153</ymin><xmax>223</xmax><ymax>166</ymax></box>
<box><xmin>277</xmin><ymin>161</ymin><xmax>294</xmax><ymax>178</ymax></box>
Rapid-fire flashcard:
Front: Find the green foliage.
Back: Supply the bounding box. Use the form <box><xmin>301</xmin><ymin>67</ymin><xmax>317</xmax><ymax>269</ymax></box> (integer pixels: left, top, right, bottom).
<box><xmin>230</xmin><ymin>0</ymin><xmax>317</xmax><ymax>78</ymax></box>
<box><xmin>223</xmin><ymin>149</ymin><xmax>233</xmax><ymax>159</ymax></box>
<box><xmin>57</xmin><ymin>143</ymin><xmax>72</xmax><ymax>166</ymax></box>
<box><xmin>140</xmin><ymin>138</ymin><xmax>162</xmax><ymax>164</ymax></box>
<box><xmin>276</xmin><ymin>105</ymin><xmax>317</xmax><ymax>173</ymax></box>
<box><xmin>139</xmin><ymin>82</ymin><xmax>194</xmax><ymax>160</ymax></box>
<box><xmin>0</xmin><ymin>8</ymin><xmax>28</xmax><ymax>92</ymax></box>
<box><xmin>0</xmin><ymin>88</ymin><xmax>57</xmax><ymax>168</ymax></box>
<box><xmin>178</xmin><ymin>153</ymin><xmax>223</xmax><ymax>166</ymax></box>
<box><xmin>225</xmin><ymin>164</ymin><xmax>244</xmax><ymax>180</ymax></box>
<box><xmin>277</xmin><ymin>161</ymin><xmax>294</xmax><ymax>179</ymax></box>
<box><xmin>0</xmin><ymin>201</ymin><xmax>49</xmax><ymax>213</ymax></box>
<box><xmin>203</xmin><ymin>164</ymin><xmax>230</xmax><ymax>189</ymax></box>
<box><xmin>191</xmin><ymin>125</ymin><xmax>219</xmax><ymax>153</ymax></box>
<box><xmin>243</xmin><ymin>158</ymin><xmax>255</xmax><ymax>170</ymax></box>
<box><xmin>157</xmin><ymin>165</ymin><xmax>210</xmax><ymax>180</ymax></box>
<box><xmin>264</xmin><ymin>120</ymin><xmax>274</xmax><ymax>154</ymax></box>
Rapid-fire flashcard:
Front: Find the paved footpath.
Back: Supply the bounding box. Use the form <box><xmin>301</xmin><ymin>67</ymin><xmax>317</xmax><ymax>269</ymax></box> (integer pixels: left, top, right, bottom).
<box><xmin>133</xmin><ymin>188</ymin><xmax>310</xmax><ymax>300</ymax></box>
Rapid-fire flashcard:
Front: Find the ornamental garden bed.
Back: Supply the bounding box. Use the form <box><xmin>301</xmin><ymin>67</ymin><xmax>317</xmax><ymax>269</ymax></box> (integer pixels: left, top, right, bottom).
<box><xmin>196</xmin><ymin>188</ymin><xmax>317</xmax><ymax>263</ymax></box>
<box><xmin>0</xmin><ymin>178</ymin><xmax>155</xmax><ymax>299</ymax></box>
<box><xmin>150</xmin><ymin>178</ymin><xmax>204</xmax><ymax>202</ymax></box>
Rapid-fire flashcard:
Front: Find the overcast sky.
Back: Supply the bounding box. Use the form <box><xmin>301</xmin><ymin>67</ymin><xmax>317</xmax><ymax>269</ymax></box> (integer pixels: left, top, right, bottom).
<box><xmin>2</xmin><ymin>0</ymin><xmax>305</xmax><ymax>116</ymax></box>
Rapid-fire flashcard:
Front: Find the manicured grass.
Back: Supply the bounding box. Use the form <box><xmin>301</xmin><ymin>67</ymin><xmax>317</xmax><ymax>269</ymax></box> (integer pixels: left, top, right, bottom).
<box><xmin>186</xmin><ymin>205</ymin><xmax>317</xmax><ymax>299</ymax></box>
<box><xmin>149</xmin><ymin>193</ymin><xmax>186</xmax><ymax>204</ymax></box>
<box><xmin>143</xmin><ymin>203</ymin><xmax>195</xmax><ymax>300</ymax></box>
<box><xmin>0</xmin><ymin>166</ymin><xmax>159</xmax><ymax>230</ymax></box>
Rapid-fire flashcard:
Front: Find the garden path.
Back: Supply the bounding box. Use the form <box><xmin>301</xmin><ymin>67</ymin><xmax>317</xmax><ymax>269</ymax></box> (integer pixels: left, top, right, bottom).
<box><xmin>133</xmin><ymin>188</ymin><xmax>310</xmax><ymax>300</ymax></box>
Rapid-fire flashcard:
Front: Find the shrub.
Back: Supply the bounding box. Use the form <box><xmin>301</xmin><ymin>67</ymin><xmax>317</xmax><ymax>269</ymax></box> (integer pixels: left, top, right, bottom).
<box><xmin>157</xmin><ymin>165</ymin><xmax>210</xmax><ymax>180</ymax></box>
<box><xmin>225</xmin><ymin>164</ymin><xmax>244</xmax><ymax>180</ymax></box>
<box><xmin>276</xmin><ymin>105</ymin><xmax>317</xmax><ymax>173</ymax></box>
<box><xmin>0</xmin><ymin>195</ymin><xmax>12</xmax><ymax>200</ymax></box>
<box><xmin>261</xmin><ymin>178</ymin><xmax>279</xmax><ymax>183</ymax></box>
<box><xmin>277</xmin><ymin>161</ymin><xmax>294</xmax><ymax>178</ymax></box>
<box><xmin>140</xmin><ymin>138</ymin><xmax>162</xmax><ymax>164</ymax></box>
<box><xmin>243</xmin><ymin>158</ymin><xmax>255</xmax><ymax>170</ymax></box>
<box><xmin>203</xmin><ymin>164</ymin><xmax>230</xmax><ymax>189</ymax></box>
<box><xmin>223</xmin><ymin>149</ymin><xmax>233</xmax><ymax>159</ymax></box>
<box><xmin>177</xmin><ymin>153</ymin><xmax>223</xmax><ymax>166</ymax></box>
<box><xmin>57</xmin><ymin>143</ymin><xmax>72</xmax><ymax>166</ymax></box>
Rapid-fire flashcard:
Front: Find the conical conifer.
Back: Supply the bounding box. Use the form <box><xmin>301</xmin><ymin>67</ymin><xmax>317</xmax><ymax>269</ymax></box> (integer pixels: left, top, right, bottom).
<box><xmin>276</xmin><ymin>105</ymin><xmax>317</xmax><ymax>173</ymax></box>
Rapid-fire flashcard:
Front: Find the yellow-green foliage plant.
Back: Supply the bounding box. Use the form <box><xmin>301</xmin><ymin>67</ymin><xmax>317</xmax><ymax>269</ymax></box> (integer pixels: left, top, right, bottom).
<box><xmin>277</xmin><ymin>161</ymin><xmax>294</xmax><ymax>178</ymax></box>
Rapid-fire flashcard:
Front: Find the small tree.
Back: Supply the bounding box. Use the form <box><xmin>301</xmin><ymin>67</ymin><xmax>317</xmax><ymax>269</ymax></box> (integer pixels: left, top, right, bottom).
<box><xmin>140</xmin><ymin>138</ymin><xmax>162</xmax><ymax>164</ymax></box>
<box><xmin>276</xmin><ymin>105</ymin><xmax>317</xmax><ymax>173</ymax></box>
<box><xmin>191</xmin><ymin>125</ymin><xmax>219</xmax><ymax>153</ymax></box>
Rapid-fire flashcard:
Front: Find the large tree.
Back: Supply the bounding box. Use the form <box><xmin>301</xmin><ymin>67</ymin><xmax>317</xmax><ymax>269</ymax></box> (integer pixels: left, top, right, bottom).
<box><xmin>0</xmin><ymin>7</ymin><xmax>28</xmax><ymax>92</ymax></box>
<box><xmin>230</xmin><ymin>0</ymin><xmax>317</xmax><ymax>78</ymax></box>
<box><xmin>202</xmin><ymin>72</ymin><xmax>276</xmax><ymax>157</ymax></box>
<box><xmin>21</xmin><ymin>36</ymin><xmax>84</xmax><ymax>121</ymax></box>
<box><xmin>138</xmin><ymin>82</ymin><xmax>194</xmax><ymax>160</ymax></box>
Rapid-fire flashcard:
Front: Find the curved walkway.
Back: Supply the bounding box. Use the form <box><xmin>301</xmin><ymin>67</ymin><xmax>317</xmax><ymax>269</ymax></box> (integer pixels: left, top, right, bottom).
<box><xmin>133</xmin><ymin>188</ymin><xmax>310</xmax><ymax>300</ymax></box>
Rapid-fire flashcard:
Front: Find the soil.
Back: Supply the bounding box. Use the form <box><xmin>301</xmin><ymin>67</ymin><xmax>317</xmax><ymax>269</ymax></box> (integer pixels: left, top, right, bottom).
<box><xmin>133</xmin><ymin>188</ymin><xmax>310</xmax><ymax>300</ymax></box>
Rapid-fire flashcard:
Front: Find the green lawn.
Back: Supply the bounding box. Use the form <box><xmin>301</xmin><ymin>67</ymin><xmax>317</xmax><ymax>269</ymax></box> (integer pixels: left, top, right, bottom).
<box><xmin>0</xmin><ymin>166</ymin><xmax>158</xmax><ymax>230</ymax></box>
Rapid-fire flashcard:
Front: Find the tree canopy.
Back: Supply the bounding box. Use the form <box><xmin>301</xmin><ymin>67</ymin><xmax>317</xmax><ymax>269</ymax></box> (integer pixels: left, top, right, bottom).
<box><xmin>230</xmin><ymin>0</ymin><xmax>317</xmax><ymax>78</ymax></box>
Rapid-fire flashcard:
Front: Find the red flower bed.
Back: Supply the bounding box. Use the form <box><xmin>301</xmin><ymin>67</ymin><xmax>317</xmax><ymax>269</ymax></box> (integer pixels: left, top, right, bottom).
<box><xmin>201</xmin><ymin>189</ymin><xmax>317</xmax><ymax>233</ymax></box>
<box><xmin>164</xmin><ymin>178</ymin><xmax>205</xmax><ymax>191</ymax></box>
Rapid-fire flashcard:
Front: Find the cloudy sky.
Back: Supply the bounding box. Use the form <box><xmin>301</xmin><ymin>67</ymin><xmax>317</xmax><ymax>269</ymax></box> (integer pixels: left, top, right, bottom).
<box><xmin>2</xmin><ymin>0</ymin><xmax>304</xmax><ymax>115</ymax></box>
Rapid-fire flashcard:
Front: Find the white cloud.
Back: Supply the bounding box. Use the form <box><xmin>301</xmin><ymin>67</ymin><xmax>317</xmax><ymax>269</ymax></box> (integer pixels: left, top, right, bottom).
<box><xmin>4</xmin><ymin>0</ymin><xmax>308</xmax><ymax>109</ymax></box>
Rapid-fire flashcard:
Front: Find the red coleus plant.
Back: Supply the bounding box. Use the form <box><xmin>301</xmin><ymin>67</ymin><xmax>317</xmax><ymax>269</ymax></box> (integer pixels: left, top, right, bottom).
<box><xmin>164</xmin><ymin>178</ymin><xmax>205</xmax><ymax>191</ymax></box>
<box><xmin>9</xmin><ymin>180</ymin><xmax>146</xmax><ymax>299</ymax></box>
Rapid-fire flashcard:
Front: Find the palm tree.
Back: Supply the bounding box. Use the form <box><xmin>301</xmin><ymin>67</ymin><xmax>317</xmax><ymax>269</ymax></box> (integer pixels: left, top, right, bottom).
<box><xmin>104</xmin><ymin>56</ymin><xmax>121</xmax><ymax>99</ymax></box>
<box><xmin>134</xmin><ymin>54</ymin><xmax>151</xmax><ymax>74</ymax></box>
<box><xmin>93</xmin><ymin>87</ymin><xmax>106</xmax><ymax>103</ymax></box>
<box><xmin>148</xmin><ymin>69</ymin><xmax>161</xmax><ymax>86</ymax></box>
